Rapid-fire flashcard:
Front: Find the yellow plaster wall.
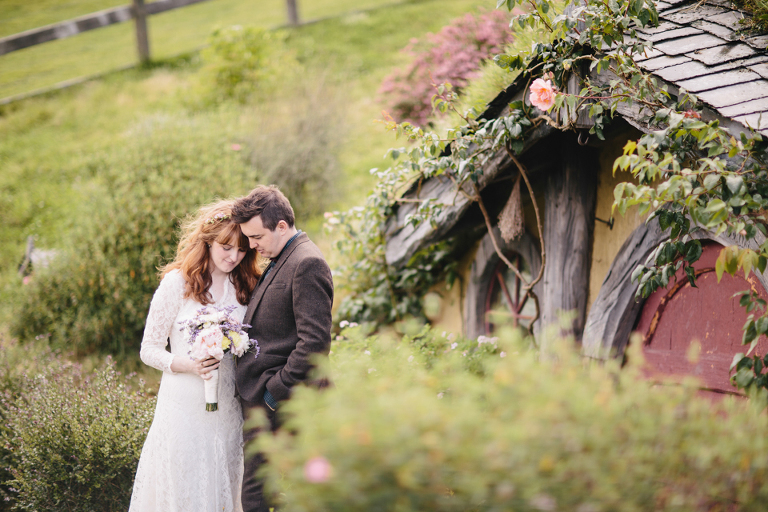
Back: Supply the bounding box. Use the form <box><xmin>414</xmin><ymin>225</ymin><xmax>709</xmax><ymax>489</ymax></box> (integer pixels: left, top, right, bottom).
<box><xmin>587</xmin><ymin>131</ymin><xmax>645</xmax><ymax>314</ymax></box>
<box><xmin>426</xmin><ymin>238</ymin><xmax>480</xmax><ymax>334</ymax></box>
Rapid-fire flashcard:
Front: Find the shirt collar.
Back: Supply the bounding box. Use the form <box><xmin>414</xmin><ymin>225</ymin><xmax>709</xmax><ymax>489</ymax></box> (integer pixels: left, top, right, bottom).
<box><xmin>272</xmin><ymin>229</ymin><xmax>302</xmax><ymax>263</ymax></box>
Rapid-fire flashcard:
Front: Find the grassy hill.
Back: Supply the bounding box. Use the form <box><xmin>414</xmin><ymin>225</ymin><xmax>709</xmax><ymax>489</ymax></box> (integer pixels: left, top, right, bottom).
<box><xmin>0</xmin><ymin>0</ymin><xmax>494</xmax><ymax>353</ymax></box>
<box><xmin>0</xmin><ymin>0</ymin><xmax>454</xmax><ymax>100</ymax></box>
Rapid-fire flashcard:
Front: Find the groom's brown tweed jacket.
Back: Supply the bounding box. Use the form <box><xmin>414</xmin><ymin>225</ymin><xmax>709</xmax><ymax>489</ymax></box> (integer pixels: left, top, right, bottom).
<box><xmin>235</xmin><ymin>232</ymin><xmax>333</xmax><ymax>408</ymax></box>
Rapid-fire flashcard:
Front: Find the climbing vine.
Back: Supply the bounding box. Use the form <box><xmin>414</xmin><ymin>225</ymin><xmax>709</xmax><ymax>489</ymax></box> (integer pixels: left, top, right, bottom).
<box><xmin>329</xmin><ymin>0</ymin><xmax>768</xmax><ymax>400</ymax></box>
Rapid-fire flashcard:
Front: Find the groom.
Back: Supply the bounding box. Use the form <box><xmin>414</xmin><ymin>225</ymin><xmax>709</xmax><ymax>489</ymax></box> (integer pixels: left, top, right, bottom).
<box><xmin>232</xmin><ymin>185</ymin><xmax>334</xmax><ymax>512</ymax></box>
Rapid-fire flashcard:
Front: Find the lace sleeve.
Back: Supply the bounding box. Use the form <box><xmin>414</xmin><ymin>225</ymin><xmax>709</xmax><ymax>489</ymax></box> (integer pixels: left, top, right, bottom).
<box><xmin>140</xmin><ymin>270</ymin><xmax>185</xmax><ymax>373</ymax></box>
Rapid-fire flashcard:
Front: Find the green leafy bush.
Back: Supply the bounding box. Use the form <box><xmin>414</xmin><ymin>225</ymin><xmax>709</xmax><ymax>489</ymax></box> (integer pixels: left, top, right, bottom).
<box><xmin>326</xmin><ymin>196</ymin><xmax>460</xmax><ymax>326</ymax></box>
<box><xmin>196</xmin><ymin>25</ymin><xmax>296</xmax><ymax>104</ymax></box>
<box><xmin>248</xmin><ymin>79</ymin><xmax>345</xmax><ymax>221</ymax></box>
<box><xmin>0</xmin><ymin>335</ymin><xmax>62</xmax><ymax>510</ymax></box>
<box><xmin>9</xmin><ymin>112</ymin><xmax>254</xmax><ymax>358</ymax></box>
<box><xmin>1</xmin><ymin>355</ymin><xmax>155</xmax><ymax>512</ymax></box>
<box><xmin>257</xmin><ymin>328</ymin><xmax>768</xmax><ymax>511</ymax></box>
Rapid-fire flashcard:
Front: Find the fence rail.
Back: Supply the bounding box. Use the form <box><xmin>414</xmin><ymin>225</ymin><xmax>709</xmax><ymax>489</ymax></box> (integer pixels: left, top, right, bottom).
<box><xmin>1</xmin><ymin>0</ymin><xmax>306</xmax><ymax>62</ymax></box>
<box><xmin>0</xmin><ymin>0</ymin><xmax>219</xmax><ymax>57</ymax></box>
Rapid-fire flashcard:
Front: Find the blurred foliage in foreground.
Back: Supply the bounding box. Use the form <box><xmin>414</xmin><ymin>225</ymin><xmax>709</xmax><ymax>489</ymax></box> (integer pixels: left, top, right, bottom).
<box><xmin>255</xmin><ymin>325</ymin><xmax>768</xmax><ymax>511</ymax></box>
<box><xmin>2</xmin><ymin>323</ymin><xmax>768</xmax><ymax>511</ymax></box>
<box><xmin>0</xmin><ymin>336</ymin><xmax>154</xmax><ymax>511</ymax></box>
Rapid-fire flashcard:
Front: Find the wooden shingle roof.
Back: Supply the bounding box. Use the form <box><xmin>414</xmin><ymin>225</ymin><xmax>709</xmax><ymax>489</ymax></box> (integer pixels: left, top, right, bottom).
<box><xmin>383</xmin><ymin>0</ymin><xmax>768</xmax><ymax>267</ymax></box>
<box><xmin>636</xmin><ymin>0</ymin><xmax>768</xmax><ymax>134</ymax></box>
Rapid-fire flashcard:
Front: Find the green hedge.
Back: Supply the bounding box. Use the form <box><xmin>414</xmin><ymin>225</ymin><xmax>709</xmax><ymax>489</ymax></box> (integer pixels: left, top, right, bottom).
<box><xmin>0</xmin><ymin>338</ymin><xmax>155</xmax><ymax>511</ymax></box>
<box><xmin>256</xmin><ymin>327</ymin><xmax>768</xmax><ymax>511</ymax></box>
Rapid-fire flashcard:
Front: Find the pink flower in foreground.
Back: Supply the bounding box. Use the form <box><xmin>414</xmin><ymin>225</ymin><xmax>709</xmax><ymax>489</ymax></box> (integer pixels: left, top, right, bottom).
<box><xmin>230</xmin><ymin>143</ymin><xmax>242</xmax><ymax>151</ymax></box>
<box><xmin>529</xmin><ymin>78</ymin><xmax>556</xmax><ymax>111</ymax></box>
<box><xmin>304</xmin><ymin>456</ymin><xmax>333</xmax><ymax>483</ymax></box>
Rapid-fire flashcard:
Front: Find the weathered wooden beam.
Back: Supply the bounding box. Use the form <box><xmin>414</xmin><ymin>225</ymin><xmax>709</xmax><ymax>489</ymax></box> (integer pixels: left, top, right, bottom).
<box><xmin>582</xmin><ymin>221</ymin><xmax>666</xmax><ymax>359</ymax></box>
<box><xmin>539</xmin><ymin>134</ymin><xmax>597</xmax><ymax>350</ymax></box>
<box><xmin>0</xmin><ymin>0</ymin><xmax>210</xmax><ymax>56</ymax></box>
<box><xmin>384</xmin><ymin>119</ymin><xmax>555</xmax><ymax>268</ymax></box>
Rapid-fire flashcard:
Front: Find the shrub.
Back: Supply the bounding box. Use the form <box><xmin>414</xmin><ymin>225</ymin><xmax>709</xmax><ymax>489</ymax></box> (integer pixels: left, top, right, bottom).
<box><xmin>1</xmin><ymin>352</ymin><xmax>155</xmax><ymax>511</ymax></box>
<box><xmin>379</xmin><ymin>11</ymin><xmax>513</xmax><ymax>126</ymax></box>
<box><xmin>9</xmin><ymin>112</ymin><xmax>255</xmax><ymax>359</ymax></box>
<box><xmin>0</xmin><ymin>335</ymin><xmax>62</xmax><ymax>510</ymax></box>
<box><xmin>256</xmin><ymin>328</ymin><xmax>768</xmax><ymax>511</ymax></box>
<box><xmin>248</xmin><ymin>79</ymin><xmax>345</xmax><ymax>221</ymax></box>
<box><xmin>196</xmin><ymin>25</ymin><xmax>297</xmax><ymax>104</ymax></box>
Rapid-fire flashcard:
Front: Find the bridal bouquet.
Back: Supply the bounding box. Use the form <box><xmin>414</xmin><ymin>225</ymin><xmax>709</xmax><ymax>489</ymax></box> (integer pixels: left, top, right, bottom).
<box><xmin>179</xmin><ymin>304</ymin><xmax>258</xmax><ymax>411</ymax></box>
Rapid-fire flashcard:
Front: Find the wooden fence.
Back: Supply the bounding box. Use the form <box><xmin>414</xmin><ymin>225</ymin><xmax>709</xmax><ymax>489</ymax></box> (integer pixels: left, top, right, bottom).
<box><xmin>0</xmin><ymin>0</ymin><xmax>301</xmax><ymax>62</ymax></box>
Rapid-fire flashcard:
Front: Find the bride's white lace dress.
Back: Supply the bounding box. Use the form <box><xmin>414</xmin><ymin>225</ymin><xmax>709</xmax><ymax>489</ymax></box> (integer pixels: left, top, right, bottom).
<box><xmin>129</xmin><ymin>270</ymin><xmax>245</xmax><ymax>512</ymax></box>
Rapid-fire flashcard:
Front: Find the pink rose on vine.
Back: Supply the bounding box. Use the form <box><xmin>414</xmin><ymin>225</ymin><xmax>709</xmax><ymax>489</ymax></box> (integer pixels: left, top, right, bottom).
<box><xmin>529</xmin><ymin>78</ymin><xmax>556</xmax><ymax>111</ymax></box>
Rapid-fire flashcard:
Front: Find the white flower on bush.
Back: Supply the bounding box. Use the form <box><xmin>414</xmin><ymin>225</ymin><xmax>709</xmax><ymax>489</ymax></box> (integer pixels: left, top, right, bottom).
<box><xmin>437</xmin><ymin>392</ymin><xmax>444</xmax><ymax>399</ymax></box>
<box><xmin>349</xmin><ymin>322</ymin><xmax>359</xmax><ymax>328</ymax></box>
<box><xmin>407</xmin><ymin>355</ymin><xmax>414</xmax><ymax>362</ymax></box>
<box><xmin>477</xmin><ymin>335</ymin><xmax>498</xmax><ymax>347</ymax></box>
<box><xmin>500</xmin><ymin>351</ymin><xmax>507</xmax><ymax>358</ymax></box>
<box><xmin>530</xmin><ymin>493</ymin><xmax>556</xmax><ymax>511</ymax></box>
<box><xmin>450</xmin><ymin>342</ymin><xmax>458</xmax><ymax>350</ymax></box>
<box><xmin>447</xmin><ymin>332</ymin><xmax>456</xmax><ymax>341</ymax></box>
<box><xmin>364</xmin><ymin>350</ymin><xmax>371</xmax><ymax>355</ymax></box>
<box><xmin>339</xmin><ymin>320</ymin><xmax>349</xmax><ymax>328</ymax></box>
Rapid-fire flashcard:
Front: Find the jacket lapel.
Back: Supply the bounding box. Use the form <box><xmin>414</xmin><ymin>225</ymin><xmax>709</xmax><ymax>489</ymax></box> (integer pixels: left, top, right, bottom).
<box><xmin>243</xmin><ymin>233</ymin><xmax>308</xmax><ymax>325</ymax></box>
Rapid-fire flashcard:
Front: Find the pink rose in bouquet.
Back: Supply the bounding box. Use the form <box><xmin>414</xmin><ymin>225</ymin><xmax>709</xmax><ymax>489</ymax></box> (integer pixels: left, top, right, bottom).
<box><xmin>192</xmin><ymin>326</ymin><xmax>226</xmax><ymax>361</ymax></box>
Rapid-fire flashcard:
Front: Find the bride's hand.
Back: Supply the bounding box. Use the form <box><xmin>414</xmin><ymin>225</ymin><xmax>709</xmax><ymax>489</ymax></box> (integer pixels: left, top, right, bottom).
<box><xmin>171</xmin><ymin>355</ymin><xmax>221</xmax><ymax>379</ymax></box>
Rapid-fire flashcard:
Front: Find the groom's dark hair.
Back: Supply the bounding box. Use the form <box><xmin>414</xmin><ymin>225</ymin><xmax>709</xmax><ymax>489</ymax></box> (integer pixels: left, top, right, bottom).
<box><xmin>232</xmin><ymin>185</ymin><xmax>295</xmax><ymax>230</ymax></box>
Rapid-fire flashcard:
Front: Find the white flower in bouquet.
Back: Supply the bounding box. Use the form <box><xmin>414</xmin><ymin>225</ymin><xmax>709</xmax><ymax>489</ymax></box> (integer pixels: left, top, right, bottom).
<box><xmin>224</xmin><ymin>330</ymin><xmax>252</xmax><ymax>357</ymax></box>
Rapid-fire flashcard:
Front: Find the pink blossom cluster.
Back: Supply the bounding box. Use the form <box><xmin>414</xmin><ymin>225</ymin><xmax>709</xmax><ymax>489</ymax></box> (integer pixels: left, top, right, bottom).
<box><xmin>379</xmin><ymin>10</ymin><xmax>514</xmax><ymax>126</ymax></box>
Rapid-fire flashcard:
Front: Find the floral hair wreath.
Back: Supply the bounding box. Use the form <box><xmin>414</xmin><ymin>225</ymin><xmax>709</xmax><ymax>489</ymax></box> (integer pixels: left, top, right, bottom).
<box><xmin>205</xmin><ymin>213</ymin><xmax>231</xmax><ymax>225</ymax></box>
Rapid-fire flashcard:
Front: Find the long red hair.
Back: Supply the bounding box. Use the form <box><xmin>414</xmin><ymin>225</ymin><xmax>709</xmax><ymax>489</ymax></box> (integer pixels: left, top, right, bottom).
<box><xmin>160</xmin><ymin>200</ymin><xmax>261</xmax><ymax>305</ymax></box>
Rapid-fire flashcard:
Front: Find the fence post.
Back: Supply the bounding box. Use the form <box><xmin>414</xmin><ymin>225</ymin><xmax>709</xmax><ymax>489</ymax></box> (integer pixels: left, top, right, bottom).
<box><xmin>133</xmin><ymin>0</ymin><xmax>150</xmax><ymax>63</ymax></box>
<box><xmin>285</xmin><ymin>0</ymin><xmax>300</xmax><ymax>26</ymax></box>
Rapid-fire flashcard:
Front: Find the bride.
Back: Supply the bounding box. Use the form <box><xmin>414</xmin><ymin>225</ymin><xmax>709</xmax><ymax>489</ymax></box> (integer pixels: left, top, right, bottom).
<box><xmin>130</xmin><ymin>200</ymin><xmax>261</xmax><ymax>512</ymax></box>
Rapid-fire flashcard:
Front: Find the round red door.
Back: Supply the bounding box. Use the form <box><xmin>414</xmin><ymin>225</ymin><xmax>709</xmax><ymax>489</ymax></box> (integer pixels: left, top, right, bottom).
<box><xmin>634</xmin><ymin>241</ymin><xmax>768</xmax><ymax>395</ymax></box>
